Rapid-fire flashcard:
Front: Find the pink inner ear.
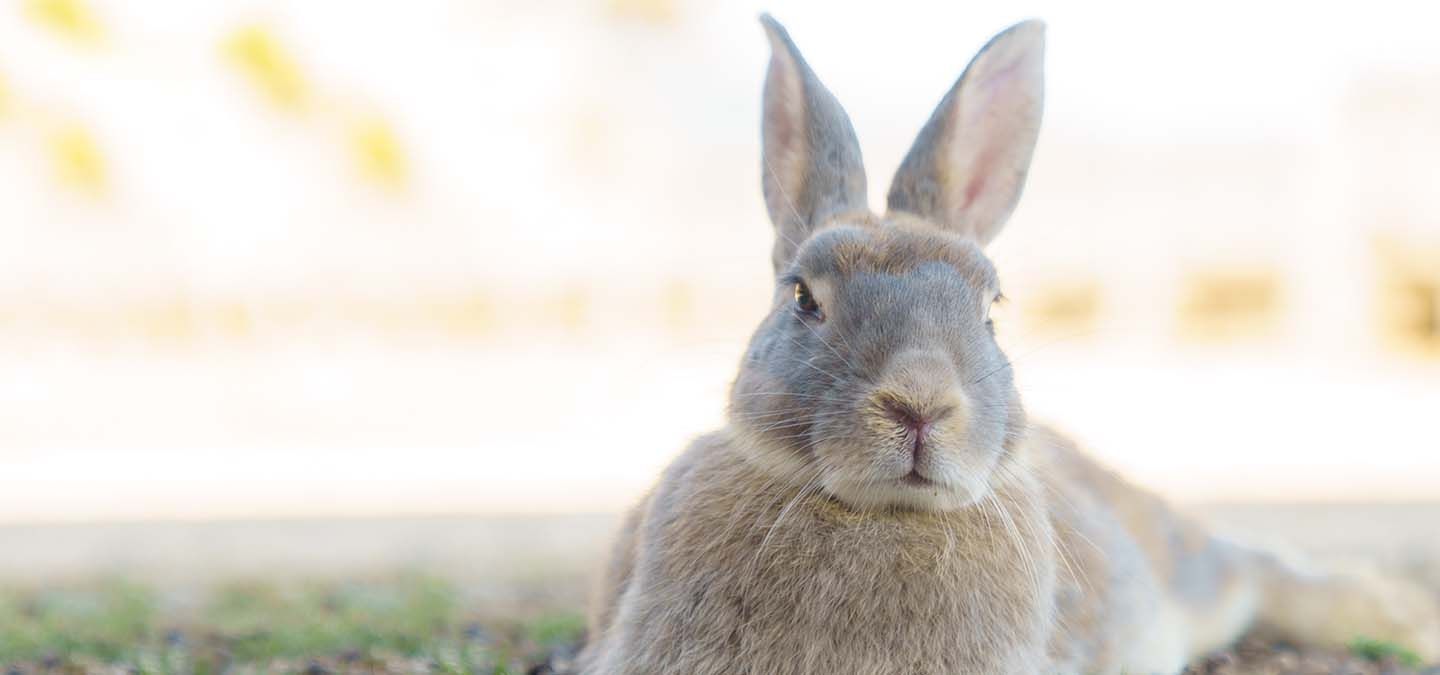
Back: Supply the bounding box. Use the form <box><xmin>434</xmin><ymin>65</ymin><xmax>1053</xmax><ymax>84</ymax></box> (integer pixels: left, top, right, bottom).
<box><xmin>765</xmin><ymin>89</ymin><xmax>799</xmax><ymax>152</ymax></box>
<box><xmin>959</xmin><ymin>56</ymin><xmax>1027</xmax><ymax>150</ymax></box>
<box><xmin>960</xmin><ymin>147</ymin><xmax>997</xmax><ymax>210</ymax></box>
<box><xmin>953</xmin><ymin>66</ymin><xmax>1015</xmax><ymax>215</ymax></box>
<box><xmin>763</xmin><ymin>43</ymin><xmax>806</xmax><ymax>155</ymax></box>
<box><xmin>945</xmin><ymin>40</ymin><xmax>1041</xmax><ymax>238</ymax></box>
<box><xmin>762</xmin><ymin>48</ymin><xmax>813</xmax><ymax>217</ymax></box>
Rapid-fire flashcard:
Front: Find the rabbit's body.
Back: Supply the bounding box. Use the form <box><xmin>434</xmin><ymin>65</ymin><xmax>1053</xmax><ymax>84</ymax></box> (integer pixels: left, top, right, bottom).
<box><xmin>584</xmin><ymin>430</ymin><xmax>1054</xmax><ymax>675</ymax></box>
<box><xmin>581</xmin><ymin>426</ymin><xmax>1255</xmax><ymax>674</ymax></box>
<box><xmin>577</xmin><ymin>16</ymin><xmax>1440</xmax><ymax>674</ymax></box>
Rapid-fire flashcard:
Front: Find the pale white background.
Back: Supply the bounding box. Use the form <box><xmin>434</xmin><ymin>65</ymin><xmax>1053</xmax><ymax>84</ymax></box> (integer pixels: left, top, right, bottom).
<box><xmin>1</xmin><ymin>0</ymin><xmax>1438</xmax><ymax>522</ymax></box>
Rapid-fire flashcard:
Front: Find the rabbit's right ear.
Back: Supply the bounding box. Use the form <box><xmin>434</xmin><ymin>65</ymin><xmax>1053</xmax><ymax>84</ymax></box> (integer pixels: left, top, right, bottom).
<box><xmin>759</xmin><ymin>15</ymin><xmax>868</xmax><ymax>274</ymax></box>
<box><xmin>887</xmin><ymin>20</ymin><xmax>1045</xmax><ymax>246</ymax></box>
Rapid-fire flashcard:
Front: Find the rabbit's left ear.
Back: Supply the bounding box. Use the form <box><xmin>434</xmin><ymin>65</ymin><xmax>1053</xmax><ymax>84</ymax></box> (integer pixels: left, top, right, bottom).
<box><xmin>760</xmin><ymin>14</ymin><xmax>868</xmax><ymax>273</ymax></box>
<box><xmin>887</xmin><ymin>20</ymin><xmax>1045</xmax><ymax>246</ymax></box>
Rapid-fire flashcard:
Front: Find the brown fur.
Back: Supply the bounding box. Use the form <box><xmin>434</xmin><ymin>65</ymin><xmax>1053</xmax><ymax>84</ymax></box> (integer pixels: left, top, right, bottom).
<box><xmin>820</xmin><ymin>220</ymin><xmax>997</xmax><ymax>288</ymax></box>
<box><xmin>576</xmin><ymin>16</ymin><xmax>1440</xmax><ymax>674</ymax></box>
<box><xmin>584</xmin><ymin>431</ymin><xmax>1056</xmax><ymax>675</ymax></box>
<box><xmin>583</xmin><ymin>425</ymin><xmax>1440</xmax><ymax>674</ymax></box>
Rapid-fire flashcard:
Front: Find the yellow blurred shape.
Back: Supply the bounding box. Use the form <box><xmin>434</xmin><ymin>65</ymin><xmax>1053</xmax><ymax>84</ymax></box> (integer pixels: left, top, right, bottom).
<box><xmin>138</xmin><ymin>300</ymin><xmax>196</xmax><ymax>343</ymax></box>
<box><xmin>569</xmin><ymin>106</ymin><xmax>611</xmax><ymax>176</ymax></box>
<box><xmin>49</xmin><ymin>124</ymin><xmax>105</xmax><ymax>194</ymax></box>
<box><xmin>554</xmin><ymin>287</ymin><xmax>589</xmax><ymax>333</ymax></box>
<box><xmin>662</xmin><ymin>280</ymin><xmax>694</xmax><ymax>334</ymax></box>
<box><xmin>608</xmin><ymin>0</ymin><xmax>677</xmax><ymax>23</ymax></box>
<box><xmin>222</xmin><ymin>26</ymin><xmax>308</xmax><ymax>109</ymax></box>
<box><xmin>438</xmin><ymin>293</ymin><xmax>493</xmax><ymax>337</ymax></box>
<box><xmin>0</xmin><ymin>71</ymin><xmax>9</xmax><ymax>118</ymax></box>
<box><xmin>25</xmin><ymin>0</ymin><xmax>103</xmax><ymax>44</ymax></box>
<box><xmin>351</xmin><ymin>117</ymin><xmax>407</xmax><ymax>187</ymax></box>
<box><xmin>1179</xmin><ymin>269</ymin><xmax>1279</xmax><ymax>341</ymax></box>
<box><xmin>1389</xmin><ymin>280</ymin><xmax>1439</xmax><ymax>353</ymax></box>
<box><xmin>1023</xmin><ymin>282</ymin><xmax>1100</xmax><ymax>336</ymax></box>
<box><xmin>1375</xmin><ymin>238</ymin><xmax>1440</xmax><ymax>357</ymax></box>
<box><xmin>213</xmin><ymin>302</ymin><xmax>254</xmax><ymax>340</ymax></box>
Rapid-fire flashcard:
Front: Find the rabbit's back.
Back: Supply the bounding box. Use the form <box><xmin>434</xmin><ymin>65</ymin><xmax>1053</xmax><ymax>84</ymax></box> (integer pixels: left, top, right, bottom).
<box><xmin>1033</xmin><ymin>427</ymin><xmax>1247</xmax><ymax>672</ymax></box>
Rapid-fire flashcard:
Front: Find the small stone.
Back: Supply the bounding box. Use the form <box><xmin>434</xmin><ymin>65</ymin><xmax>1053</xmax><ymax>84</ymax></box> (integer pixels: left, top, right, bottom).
<box><xmin>464</xmin><ymin>622</ymin><xmax>491</xmax><ymax>643</ymax></box>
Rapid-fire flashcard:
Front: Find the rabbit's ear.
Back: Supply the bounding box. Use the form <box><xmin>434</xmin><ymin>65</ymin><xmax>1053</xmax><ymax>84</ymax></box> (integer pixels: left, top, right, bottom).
<box><xmin>760</xmin><ymin>14</ymin><xmax>868</xmax><ymax>272</ymax></box>
<box><xmin>886</xmin><ymin>20</ymin><xmax>1045</xmax><ymax>246</ymax></box>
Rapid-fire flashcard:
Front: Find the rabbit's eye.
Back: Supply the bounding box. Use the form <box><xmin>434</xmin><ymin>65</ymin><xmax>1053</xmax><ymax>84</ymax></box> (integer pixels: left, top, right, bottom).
<box><xmin>985</xmin><ymin>292</ymin><xmax>1005</xmax><ymax>330</ymax></box>
<box><xmin>793</xmin><ymin>281</ymin><xmax>821</xmax><ymax>316</ymax></box>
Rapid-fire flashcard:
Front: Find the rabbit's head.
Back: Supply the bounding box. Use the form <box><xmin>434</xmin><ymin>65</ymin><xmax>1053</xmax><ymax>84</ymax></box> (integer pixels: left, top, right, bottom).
<box><xmin>729</xmin><ymin>16</ymin><xmax>1045</xmax><ymax>512</ymax></box>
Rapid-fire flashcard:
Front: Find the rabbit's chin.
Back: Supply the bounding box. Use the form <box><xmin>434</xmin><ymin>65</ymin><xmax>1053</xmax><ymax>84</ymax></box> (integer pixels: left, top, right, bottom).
<box><xmin>819</xmin><ymin>470</ymin><xmax>994</xmax><ymax>512</ymax></box>
<box><xmin>730</xmin><ymin>430</ymin><xmax>1000</xmax><ymax>512</ymax></box>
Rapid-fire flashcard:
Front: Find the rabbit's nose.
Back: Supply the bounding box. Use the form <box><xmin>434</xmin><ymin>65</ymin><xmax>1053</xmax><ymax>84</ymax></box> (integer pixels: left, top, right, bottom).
<box><xmin>873</xmin><ymin>349</ymin><xmax>966</xmax><ymax>457</ymax></box>
<box><xmin>877</xmin><ymin>350</ymin><xmax>963</xmax><ymax>408</ymax></box>
<box><xmin>880</xmin><ymin>399</ymin><xmax>955</xmax><ymax>461</ymax></box>
<box><xmin>875</xmin><ymin>394</ymin><xmax>956</xmax><ymax>457</ymax></box>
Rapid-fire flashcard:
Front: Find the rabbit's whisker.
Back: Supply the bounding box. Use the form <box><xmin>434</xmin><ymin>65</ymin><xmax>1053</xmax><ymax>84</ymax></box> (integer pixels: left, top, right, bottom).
<box><xmin>797</xmin><ymin>320</ymin><xmax>862</xmax><ymax>375</ymax></box>
<box><xmin>969</xmin><ymin>329</ymin><xmax>1095</xmax><ymax>385</ymax></box>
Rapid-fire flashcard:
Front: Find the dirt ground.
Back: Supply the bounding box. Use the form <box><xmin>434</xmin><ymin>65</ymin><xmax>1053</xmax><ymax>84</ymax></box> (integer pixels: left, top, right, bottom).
<box><xmin>1183</xmin><ymin>637</ymin><xmax>1439</xmax><ymax>675</ymax></box>
<box><xmin>2</xmin><ymin>504</ymin><xmax>1437</xmax><ymax>673</ymax></box>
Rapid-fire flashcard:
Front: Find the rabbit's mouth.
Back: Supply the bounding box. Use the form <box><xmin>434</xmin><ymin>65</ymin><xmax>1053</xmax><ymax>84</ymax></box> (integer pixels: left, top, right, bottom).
<box><xmin>900</xmin><ymin>469</ymin><xmax>938</xmax><ymax>487</ymax></box>
<box><xmin>815</xmin><ymin>447</ymin><xmax>999</xmax><ymax>512</ymax></box>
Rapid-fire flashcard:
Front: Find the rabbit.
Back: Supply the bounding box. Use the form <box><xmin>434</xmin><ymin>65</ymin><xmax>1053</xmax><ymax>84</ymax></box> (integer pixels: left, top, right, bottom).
<box><xmin>575</xmin><ymin>15</ymin><xmax>1440</xmax><ymax>675</ymax></box>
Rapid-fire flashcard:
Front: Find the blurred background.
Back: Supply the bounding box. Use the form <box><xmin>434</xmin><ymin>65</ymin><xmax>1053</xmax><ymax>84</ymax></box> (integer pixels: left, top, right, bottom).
<box><xmin>1</xmin><ymin>0</ymin><xmax>1439</xmax><ymax>666</ymax></box>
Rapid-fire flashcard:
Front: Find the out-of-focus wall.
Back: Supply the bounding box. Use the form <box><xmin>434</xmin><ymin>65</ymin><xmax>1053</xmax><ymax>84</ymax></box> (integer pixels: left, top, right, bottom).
<box><xmin>1</xmin><ymin>0</ymin><xmax>1437</xmax><ymax>522</ymax></box>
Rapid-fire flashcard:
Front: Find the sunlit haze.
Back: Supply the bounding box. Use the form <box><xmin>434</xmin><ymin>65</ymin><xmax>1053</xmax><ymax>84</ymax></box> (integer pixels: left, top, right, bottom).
<box><xmin>2</xmin><ymin>0</ymin><xmax>1438</xmax><ymax>522</ymax></box>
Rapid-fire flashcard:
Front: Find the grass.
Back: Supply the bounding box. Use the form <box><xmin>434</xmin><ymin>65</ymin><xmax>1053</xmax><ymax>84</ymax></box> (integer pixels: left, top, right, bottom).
<box><xmin>1350</xmin><ymin>636</ymin><xmax>1423</xmax><ymax>668</ymax></box>
<box><xmin>0</xmin><ymin>574</ymin><xmax>585</xmax><ymax>673</ymax></box>
<box><xmin>4</xmin><ymin>577</ymin><xmax>1428</xmax><ymax>674</ymax></box>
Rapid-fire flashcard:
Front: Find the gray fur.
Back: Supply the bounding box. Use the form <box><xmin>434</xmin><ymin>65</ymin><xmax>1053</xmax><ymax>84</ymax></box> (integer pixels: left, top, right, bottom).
<box><xmin>576</xmin><ymin>16</ymin><xmax>1440</xmax><ymax>675</ymax></box>
<box><xmin>759</xmin><ymin>14</ymin><xmax>868</xmax><ymax>273</ymax></box>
